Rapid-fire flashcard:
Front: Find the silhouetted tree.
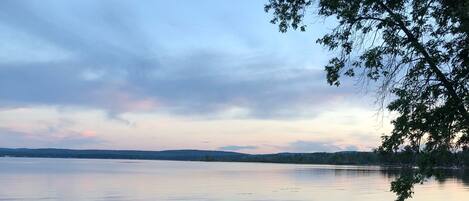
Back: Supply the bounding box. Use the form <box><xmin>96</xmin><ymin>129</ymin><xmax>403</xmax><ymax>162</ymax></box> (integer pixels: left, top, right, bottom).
<box><xmin>265</xmin><ymin>0</ymin><xmax>469</xmax><ymax>200</ymax></box>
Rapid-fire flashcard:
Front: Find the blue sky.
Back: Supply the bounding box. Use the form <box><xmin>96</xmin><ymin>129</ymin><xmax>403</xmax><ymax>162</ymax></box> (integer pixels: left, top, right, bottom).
<box><xmin>0</xmin><ymin>0</ymin><xmax>392</xmax><ymax>153</ymax></box>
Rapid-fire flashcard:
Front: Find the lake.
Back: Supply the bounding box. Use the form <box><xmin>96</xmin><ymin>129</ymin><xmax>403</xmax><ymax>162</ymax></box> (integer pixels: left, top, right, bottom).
<box><xmin>0</xmin><ymin>157</ymin><xmax>467</xmax><ymax>201</ymax></box>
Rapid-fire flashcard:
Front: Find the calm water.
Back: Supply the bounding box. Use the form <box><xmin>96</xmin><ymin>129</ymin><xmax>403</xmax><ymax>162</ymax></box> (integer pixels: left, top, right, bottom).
<box><xmin>0</xmin><ymin>157</ymin><xmax>468</xmax><ymax>201</ymax></box>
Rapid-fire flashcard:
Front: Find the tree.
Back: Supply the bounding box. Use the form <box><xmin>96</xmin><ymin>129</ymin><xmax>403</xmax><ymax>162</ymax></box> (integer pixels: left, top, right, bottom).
<box><xmin>265</xmin><ymin>0</ymin><xmax>469</xmax><ymax>200</ymax></box>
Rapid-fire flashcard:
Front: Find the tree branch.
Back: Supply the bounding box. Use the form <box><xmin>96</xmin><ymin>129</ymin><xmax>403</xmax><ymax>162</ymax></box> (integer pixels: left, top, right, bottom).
<box><xmin>377</xmin><ymin>1</ymin><xmax>469</xmax><ymax>122</ymax></box>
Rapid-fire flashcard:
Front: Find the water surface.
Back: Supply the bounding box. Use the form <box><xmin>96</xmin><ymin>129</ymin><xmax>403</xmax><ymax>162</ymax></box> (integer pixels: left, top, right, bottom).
<box><xmin>0</xmin><ymin>157</ymin><xmax>467</xmax><ymax>201</ymax></box>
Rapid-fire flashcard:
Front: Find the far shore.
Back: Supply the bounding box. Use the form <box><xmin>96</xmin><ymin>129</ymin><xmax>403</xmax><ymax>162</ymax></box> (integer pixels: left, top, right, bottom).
<box><xmin>1</xmin><ymin>148</ymin><xmax>467</xmax><ymax>170</ymax></box>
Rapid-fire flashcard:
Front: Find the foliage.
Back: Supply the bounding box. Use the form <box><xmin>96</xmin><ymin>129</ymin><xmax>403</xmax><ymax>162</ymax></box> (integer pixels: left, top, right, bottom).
<box><xmin>265</xmin><ymin>0</ymin><xmax>469</xmax><ymax>200</ymax></box>
<box><xmin>4</xmin><ymin>148</ymin><xmax>469</xmax><ymax>167</ymax></box>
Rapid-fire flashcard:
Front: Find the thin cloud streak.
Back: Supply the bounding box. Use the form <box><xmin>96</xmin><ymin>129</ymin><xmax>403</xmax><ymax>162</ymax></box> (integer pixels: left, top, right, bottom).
<box><xmin>218</xmin><ymin>145</ymin><xmax>258</xmax><ymax>151</ymax></box>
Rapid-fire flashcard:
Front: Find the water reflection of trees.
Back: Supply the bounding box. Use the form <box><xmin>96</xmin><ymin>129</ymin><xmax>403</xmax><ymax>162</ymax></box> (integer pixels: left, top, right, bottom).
<box><xmin>292</xmin><ymin>166</ymin><xmax>469</xmax><ymax>186</ymax></box>
<box><xmin>377</xmin><ymin>168</ymin><xmax>469</xmax><ymax>186</ymax></box>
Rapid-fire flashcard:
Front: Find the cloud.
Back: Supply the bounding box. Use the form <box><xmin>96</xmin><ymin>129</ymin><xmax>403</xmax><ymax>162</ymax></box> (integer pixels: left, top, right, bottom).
<box><xmin>0</xmin><ymin>119</ymin><xmax>104</xmax><ymax>149</ymax></box>
<box><xmin>218</xmin><ymin>145</ymin><xmax>258</xmax><ymax>151</ymax></box>
<box><xmin>79</xmin><ymin>130</ymin><xmax>97</xmax><ymax>137</ymax></box>
<box><xmin>0</xmin><ymin>0</ymin><xmax>360</xmax><ymax>120</ymax></box>
<box><xmin>285</xmin><ymin>140</ymin><xmax>342</xmax><ymax>153</ymax></box>
<box><xmin>280</xmin><ymin>140</ymin><xmax>363</xmax><ymax>153</ymax></box>
<box><xmin>0</xmin><ymin>50</ymin><xmax>355</xmax><ymax>119</ymax></box>
<box><xmin>0</xmin><ymin>128</ymin><xmax>103</xmax><ymax>148</ymax></box>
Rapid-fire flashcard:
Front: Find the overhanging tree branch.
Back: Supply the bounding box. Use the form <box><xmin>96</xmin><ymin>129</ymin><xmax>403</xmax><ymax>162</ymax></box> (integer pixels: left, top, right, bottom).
<box><xmin>377</xmin><ymin>1</ymin><xmax>469</xmax><ymax>122</ymax></box>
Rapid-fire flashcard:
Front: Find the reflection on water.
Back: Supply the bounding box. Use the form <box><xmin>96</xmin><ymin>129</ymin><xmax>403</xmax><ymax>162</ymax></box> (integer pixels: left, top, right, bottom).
<box><xmin>0</xmin><ymin>157</ymin><xmax>467</xmax><ymax>201</ymax></box>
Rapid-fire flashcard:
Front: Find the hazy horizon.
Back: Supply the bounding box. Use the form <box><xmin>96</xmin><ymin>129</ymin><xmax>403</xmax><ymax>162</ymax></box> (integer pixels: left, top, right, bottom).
<box><xmin>0</xmin><ymin>147</ymin><xmax>375</xmax><ymax>154</ymax></box>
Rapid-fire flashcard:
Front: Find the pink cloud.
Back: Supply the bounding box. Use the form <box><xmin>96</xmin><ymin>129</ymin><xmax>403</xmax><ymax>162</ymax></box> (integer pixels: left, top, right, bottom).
<box><xmin>90</xmin><ymin>87</ymin><xmax>160</xmax><ymax>112</ymax></box>
<box><xmin>80</xmin><ymin>130</ymin><xmax>97</xmax><ymax>137</ymax></box>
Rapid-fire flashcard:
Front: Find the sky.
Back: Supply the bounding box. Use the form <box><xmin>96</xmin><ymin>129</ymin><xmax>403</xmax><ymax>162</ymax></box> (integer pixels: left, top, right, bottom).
<box><xmin>0</xmin><ymin>0</ymin><xmax>394</xmax><ymax>154</ymax></box>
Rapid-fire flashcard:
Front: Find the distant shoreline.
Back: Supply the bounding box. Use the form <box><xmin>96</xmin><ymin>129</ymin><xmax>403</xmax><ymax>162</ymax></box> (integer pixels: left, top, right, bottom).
<box><xmin>0</xmin><ymin>147</ymin><xmax>382</xmax><ymax>166</ymax></box>
<box><xmin>1</xmin><ymin>148</ymin><xmax>467</xmax><ymax>169</ymax></box>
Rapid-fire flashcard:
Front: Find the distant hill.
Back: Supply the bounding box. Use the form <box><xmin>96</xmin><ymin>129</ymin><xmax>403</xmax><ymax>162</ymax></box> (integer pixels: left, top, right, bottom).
<box><xmin>2</xmin><ymin>148</ymin><xmax>467</xmax><ymax>167</ymax></box>
<box><xmin>0</xmin><ymin>148</ymin><xmax>248</xmax><ymax>161</ymax></box>
<box><xmin>0</xmin><ymin>148</ymin><xmax>380</xmax><ymax>165</ymax></box>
